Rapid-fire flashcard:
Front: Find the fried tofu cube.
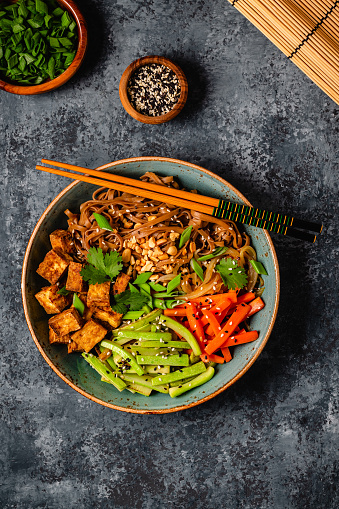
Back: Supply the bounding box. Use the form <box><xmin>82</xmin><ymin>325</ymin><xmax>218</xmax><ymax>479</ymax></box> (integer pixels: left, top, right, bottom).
<box><xmin>66</xmin><ymin>262</ymin><xmax>86</xmax><ymax>293</ymax></box>
<box><xmin>92</xmin><ymin>306</ymin><xmax>122</xmax><ymax>329</ymax></box>
<box><xmin>70</xmin><ymin>319</ymin><xmax>107</xmax><ymax>353</ymax></box>
<box><xmin>87</xmin><ymin>282</ymin><xmax>111</xmax><ymax>307</ymax></box>
<box><xmin>68</xmin><ymin>340</ymin><xmax>84</xmax><ymax>353</ymax></box>
<box><xmin>113</xmin><ymin>273</ymin><xmax>130</xmax><ymax>295</ymax></box>
<box><xmin>37</xmin><ymin>249</ymin><xmax>73</xmax><ymax>284</ymax></box>
<box><xmin>35</xmin><ymin>284</ymin><xmax>71</xmax><ymax>314</ymax></box>
<box><xmin>50</xmin><ymin>229</ymin><xmax>74</xmax><ymax>254</ymax></box>
<box><xmin>48</xmin><ymin>308</ymin><xmax>82</xmax><ymax>336</ymax></box>
<box><xmin>49</xmin><ymin>327</ymin><xmax>71</xmax><ymax>344</ymax></box>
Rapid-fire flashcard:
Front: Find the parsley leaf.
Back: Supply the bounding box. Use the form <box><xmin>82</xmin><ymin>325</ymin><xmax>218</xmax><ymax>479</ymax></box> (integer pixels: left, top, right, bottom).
<box><xmin>215</xmin><ymin>257</ymin><xmax>248</xmax><ymax>291</ymax></box>
<box><xmin>111</xmin><ymin>290</ymin><xmax>149</xmax><ymax>314</ymax></box>
<box><xmin>81</xmin><ymin>247</ymin><xmax>123</xmax><ymax>285</ymax></box>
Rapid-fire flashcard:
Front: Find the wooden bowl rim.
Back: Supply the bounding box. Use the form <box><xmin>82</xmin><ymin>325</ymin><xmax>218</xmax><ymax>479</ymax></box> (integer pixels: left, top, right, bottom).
<box><xmin>0</xmin><ymin>0</ymin><xmax>87</xmax><ymax>95</ymax></box>
<box><xmin>119</xmin><ymin>55</ymin><xmax>188</xmax><ymax>124</ymax></box>
<box><xmin>21</xmin><ymin>156</ymin><xmax>280</xmax><ymax>414</ymax></box>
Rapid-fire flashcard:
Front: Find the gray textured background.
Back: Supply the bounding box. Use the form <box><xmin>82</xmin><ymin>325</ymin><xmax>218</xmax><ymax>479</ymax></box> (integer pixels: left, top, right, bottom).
<box><xmin>0</xmin><ymin>1</ymin><xmax>338</xmax><ymax>508</ymax></box>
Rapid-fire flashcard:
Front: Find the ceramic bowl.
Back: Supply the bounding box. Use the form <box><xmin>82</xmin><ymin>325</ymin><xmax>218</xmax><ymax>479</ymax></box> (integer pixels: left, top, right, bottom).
<box><xmin>22</xmin><ymin>157</ymin><xmax>280</xmax><ymax>414</ymax></box>
<box><xmin>0</xmin><ymin>0</ymin><xmax>87</xmax><ymax>95</ymax></box>
<box><xmin>119</xmin><ymin>56</ymin><xmax>188</xmax><ymax>124</ymax></box>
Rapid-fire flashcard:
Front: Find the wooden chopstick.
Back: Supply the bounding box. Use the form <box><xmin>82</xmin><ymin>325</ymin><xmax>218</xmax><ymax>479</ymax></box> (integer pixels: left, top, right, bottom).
<box><xmin>36</xmin><ymin>161</ymin><xmax>320</xmax><ymax>243</ymax></box>
<box><xmin>41</xmin><ymin>159</ymin><xmax>323</xmax><ymax>234</ymax></box>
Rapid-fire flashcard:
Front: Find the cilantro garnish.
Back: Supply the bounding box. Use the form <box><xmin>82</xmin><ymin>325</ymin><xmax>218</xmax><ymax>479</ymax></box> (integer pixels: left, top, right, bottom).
<box><xmin>111</xmin><ymin>290</ymin><xmax>149</xmax><ymax>314</ymax></box>
<box><xmin>57</xmin><ymin>286</ymin><xmax>70</xmax><ymax>296</ymax></box>
<box><xmin>81</xmin><ymin>247</ymin><xmax>123</xmax><ymax>285</ymax></box>
<box><xmin>215</xmin><ymin>257</ymin><xmax>248</xmax><ymax>290</ymax></box>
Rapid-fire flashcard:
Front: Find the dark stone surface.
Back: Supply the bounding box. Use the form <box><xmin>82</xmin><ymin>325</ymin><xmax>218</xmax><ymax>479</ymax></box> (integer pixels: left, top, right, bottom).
<box><xmin>0</xmin><ymin>1</ymin><xmax>338</xmax><ymax>508</ymax></box>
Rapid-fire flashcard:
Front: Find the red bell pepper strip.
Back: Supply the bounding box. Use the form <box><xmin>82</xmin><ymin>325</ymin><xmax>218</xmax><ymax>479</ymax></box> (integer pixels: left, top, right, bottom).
<box><xmin>205</xmin><ymin>303</ymin><xmax>251</xmax><ymax>355</ymax></box>
<box><xmin>248</xmin><ymin>297</ymin><xmax>265</xmax><ymax>316</ymax></box>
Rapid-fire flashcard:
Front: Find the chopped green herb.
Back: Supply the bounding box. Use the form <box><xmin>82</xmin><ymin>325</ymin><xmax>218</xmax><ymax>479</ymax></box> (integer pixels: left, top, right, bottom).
<box><xmin>250</xmin><ymin>260</ymin><xmax>268</xmax><ymax>275</ymax></box>
<box><xmin>93</xmin><ymin>213</ymin><xmax>114</xmax><ymax>231</ymax></box>
<box><xmin>197</xmin><ymin>246</ymin><xmax>229</xmax><ymax>261</ymax></box>
<box><xmin>216</xmin><ymin>257</ymin><xmax>248</xmax><ymax>290</ymax></box>
<box><xmin>111</xmin><ymin>290</ymin><xmax>150</xmax><ymax>315</ymax></box>
<box><xmin>133</xmin><ymin>272</ymin><xmax>153</xmax><ymax>285</ymax></box>
<box><xmin>72</xmin><ymin>293</ymin><xmax>84</xmax><ymax>316</ymax></box>
<box><xmin>129</xmin><ymin>283</ymin><xmax>139</xmax><ymax>293</ymax></box>
<box><xmin>57</xmin><ymin>286</ymin><xmax>69</xmax><ymax>296</ymax></box>
<box><xmin>0</xmin><ymin>0</ymin><xmax>78</xmax><ymax>85</ymax></box>
<box><xmin>148</xmin><ymin>282</ymin><xmax>166</xmax><ymax>292</ymax></box>
<box><xmin>166</xmin><ymin>274</ymin><xmax>181</xmax><ymax>294</ymax></box>
<box><xmin>81</xmin><ymin>247</ymin><xmax>123</xmax><ymax>285</ymax></box>
<box><xmin>190</xmin><ymin>258</ymin><xmax>204</xmax><ymax>281</ymax></box>
<box><xmin>179</xmin><ymin>225</ymin><xmax>193</xmax><ymax>248</ymax></box>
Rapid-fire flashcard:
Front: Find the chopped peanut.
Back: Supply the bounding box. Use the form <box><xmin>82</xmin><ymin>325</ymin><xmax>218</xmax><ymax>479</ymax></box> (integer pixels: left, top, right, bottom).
<box><xmin>167</xmin><ymin>246</ymin><xmax>177</xmax><ymax>256</ymax></box>
<box><xmin>122</xmin><ymin>248</ymin><xmax>131</xmax><ymax>263</ymax></box>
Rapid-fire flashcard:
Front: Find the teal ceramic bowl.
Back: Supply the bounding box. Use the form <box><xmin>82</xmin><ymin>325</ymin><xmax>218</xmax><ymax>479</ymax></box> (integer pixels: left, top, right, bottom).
<box><xmin>22</xmin><ymin>157</ymin><xmax>280</xmax><ymax>413</ymax></box>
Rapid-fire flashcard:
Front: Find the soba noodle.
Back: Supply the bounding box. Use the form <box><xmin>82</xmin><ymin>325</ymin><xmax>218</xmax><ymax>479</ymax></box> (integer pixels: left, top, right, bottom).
<box><xmin>64</xmin><ymin>172</ymin><xmax>259</xmax><ymax>298</ymax></box>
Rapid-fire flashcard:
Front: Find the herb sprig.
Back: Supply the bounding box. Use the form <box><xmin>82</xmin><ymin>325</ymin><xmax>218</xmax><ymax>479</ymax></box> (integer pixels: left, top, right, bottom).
<box><xmin>81</xmin><ymin>247</ymin><xmax>123</xmax><ymax>285</ymax></box>
<box><xmin>215</xmin><ymin>257</ymin><xmax>248</xmax><ymax>290</ymax></box>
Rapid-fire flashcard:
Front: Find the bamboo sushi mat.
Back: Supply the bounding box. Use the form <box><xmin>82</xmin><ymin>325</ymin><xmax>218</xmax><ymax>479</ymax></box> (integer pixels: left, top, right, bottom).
<box><xmin>227</xmin><ymin>0</ymin><xmax>339</xmax><ymax>104</ymax></box>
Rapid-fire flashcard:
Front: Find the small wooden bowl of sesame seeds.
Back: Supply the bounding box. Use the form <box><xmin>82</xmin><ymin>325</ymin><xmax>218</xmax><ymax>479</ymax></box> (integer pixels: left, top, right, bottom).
<box><xmin>119</xmin><ymin>56</ymin><xmax>188</xmax><ymax>124</ymax></box>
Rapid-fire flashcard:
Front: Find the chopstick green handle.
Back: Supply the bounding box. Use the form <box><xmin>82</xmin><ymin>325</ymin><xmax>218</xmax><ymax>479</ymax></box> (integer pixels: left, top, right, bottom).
<box><xmin>212</xmin><ymin>204</ymin><xmax>317</xmax><ymax>243</ymax></box>
<box><xmin>213</xmin><ymin>200</ymin><xmax>322</xmax><ymax>234</ymax></box>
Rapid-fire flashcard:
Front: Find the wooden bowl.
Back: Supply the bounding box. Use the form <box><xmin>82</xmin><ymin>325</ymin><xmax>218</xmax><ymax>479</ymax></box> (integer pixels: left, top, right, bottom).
<box><xmin>119</xmin><ymin>56</ymin><xmax>188</xmax><ymax>124</ymax></box>
<box><xmin>22</xmin><ymin>157</ymin><xmax>280</xmax><ymax>414</ymax></box>
<box><xmin>0</xmin><ymin>0</ymin><xmax>87</xmax><ymax>95</ymax></box>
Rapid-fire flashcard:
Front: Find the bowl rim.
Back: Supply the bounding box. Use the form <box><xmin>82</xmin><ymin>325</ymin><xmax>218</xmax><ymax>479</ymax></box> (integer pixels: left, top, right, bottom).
<box><xmin>0</xmin><ymin>0</ymin><xmax>87</xmax><ymax>95</ymax></box>
<box><xmin>21</xmin><ymin>156</ymin><xmax>280</xmax><ymax>414</ymax></box>
<box><xmin>119</xmin><ymin>55</ymin><xmax>188</xmax><ymax>124</ymax></box>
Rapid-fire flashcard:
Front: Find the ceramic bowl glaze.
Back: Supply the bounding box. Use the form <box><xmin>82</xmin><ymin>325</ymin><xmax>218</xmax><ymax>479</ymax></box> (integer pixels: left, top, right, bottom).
<box><xmin>22</xmin><ymin>157</ymin><xmax>280</xmax><ymax>413</ymax></box>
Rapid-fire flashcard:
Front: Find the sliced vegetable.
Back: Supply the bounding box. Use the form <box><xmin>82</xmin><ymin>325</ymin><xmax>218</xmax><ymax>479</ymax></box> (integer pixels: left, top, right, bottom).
<box><xmin>120</xmin><ymin>374</ymin><xmax>169</xmax><ymax>394</ymax></box>
<box><xmin>205</xmin><ymin>303</ymin><xmax>251</xmax><ymax>355</ymax></box>
<box><xmin>160</xmin><ymin>314</ymin><xmax>202</xmax><ymax>356</ymax></box>
<box><xmin>185</xmin><ymin>302</ymin><xmax>205</xmax><ymax>345</ymax></box>
<box><xmin>72</xmin><ymin>293</ymin><xmax>84</xmax><ymax>316</ymax></box>
<box><xmin>132</xmin><ymin>340</ymin><xmax>190</xmax><ymax>349</ymax></box>
<box><xmin>169</xmin><ymin>366</ymin><xmax>215</xmax><ymax>398</ymax></box>
<box><xmin>82</xmin><ymin>353</ymin><xmax>127</xmax><ymax>392</ymax></box>
<box><xmin>112</xmin><ymin>331</ymin><xmax>172</xmax><ymax>341</ymax></box>
<box><xmin>221</xmin><ymin>330</ymin><xmax>259</xmax><ymax>348</ymax></box>
<box><xmin>166</xmin><ymin>274</ymin><xmax>181</xmax><ymax>294</ymax></box>
<box><xmin>100</xmin><ymin>341</ymin><xmax>145</xmax><ymax>375</ymax></box>
<box><xmin>197</xmin><ymin>246</ymin><xmax>228</xmax><ymax>261</ymax></box>
<box><xmin>248</xmin><ymin>297</ymin><xmax>265</xmax><ymax>316</ymax></box>
<box><xmin>93</xmin><ymin>212</ymin><xmax>114</xmax><ymax>231</ymax></box>
<box><xmin>133</xmin><ymin>272</ymin><xmax>153</xmax><ymax>285</ymax></box>
<box><xmin>152</xmin><ymin>361</ymin><xmax>206</xmax><ymax>386</ymax></box>
<box><xmin>190</xmin><ymin>258</ymin><xmax>204</xmax><ymax>281</ymax></box>
<box><xmin>250</xmin><ymin>260</ymin><xmax>268</xmax><ymax>275</ymax></box>
<box><xmin>0</xmin><ymin>0</ymin><xmax>78</xmax><ymax>85</ymax></box>
<box><xmin>136</xmin><ymin>354</ymin><xmax>189</xmax><ymax>366</ymax></box>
